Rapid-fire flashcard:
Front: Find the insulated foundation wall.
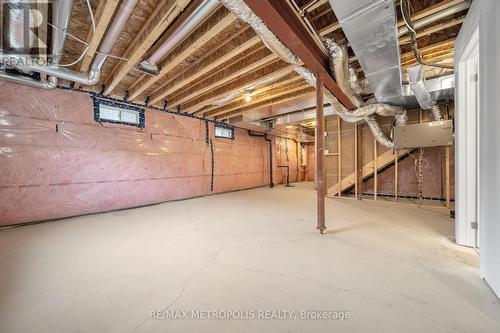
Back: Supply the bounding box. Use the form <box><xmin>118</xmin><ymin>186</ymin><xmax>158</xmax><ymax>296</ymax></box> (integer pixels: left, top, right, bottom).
<box><xmin>0</xmin><ymin>82</ymin><xmax>297</xmax><ymax>225</ymax></box>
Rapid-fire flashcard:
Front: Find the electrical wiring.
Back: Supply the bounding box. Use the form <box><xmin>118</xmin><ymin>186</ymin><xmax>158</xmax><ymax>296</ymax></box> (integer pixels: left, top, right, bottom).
<box><xmin>400</xmin><ymin>0</ymin><xmax>454</xmax><ymax>70</ymax></box>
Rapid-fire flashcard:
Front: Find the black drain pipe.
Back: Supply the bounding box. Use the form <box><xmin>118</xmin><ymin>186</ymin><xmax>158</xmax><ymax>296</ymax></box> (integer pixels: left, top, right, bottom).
<box><xmin>248</xmin><ymin>130</ymin><xmax>274</xmax><ymax>188</ymax></box>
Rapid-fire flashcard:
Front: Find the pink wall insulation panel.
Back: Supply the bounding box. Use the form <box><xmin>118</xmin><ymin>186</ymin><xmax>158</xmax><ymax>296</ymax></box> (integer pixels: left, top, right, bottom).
<box><xmin>0</xmin><ymin>82</ymin><xmax>297</xmax><ymax>226</ymax></box>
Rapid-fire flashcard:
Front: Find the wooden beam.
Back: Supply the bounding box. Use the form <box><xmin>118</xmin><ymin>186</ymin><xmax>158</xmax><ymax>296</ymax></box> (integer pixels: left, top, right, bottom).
<box><xmin>204</xmin><ymin>80</ymin><xmax>310</xmax><ymax>117</ymax></box>
<box><xmin>215</xmin><ymin>86</ymin><xmax>314</xmax><ymax>119</ymax></box>
<box><xmin>104</xmin><ymin>0</ymin><xmax>191</xmax><ymax>95</ymax></box>
<box><xmin>149</xmin><ymin>36</ymin><xmax>261</xmax><ymax>105</ymax></box>
<box><xmin>402</xmin><ymin>52</ymin><xmax>455</xmax><ymax>69</ymax></box>
<box><xmin>129</xmin><ymin>11</ymin><xmax>238</xmax><ymax>101</ymax></box>
<box><xmin>398</xmin><ymin>0</ymin><xmax>467</xmax><ymax>27</ymax></box>
<box><xmin>319</xmin><ymin>22</ymin><xmax>340</xmax><ymax>36</ymax></box>
<box><xmin>305</xmin><ymin>0</ymin><xmax>328</xmax><ymax>12</ymax></box>
<box><xmin>200</xmin><ymin>75</ymin><xmax>303</xmax><ymax>115</ymax></box>
<box><xmin>243</xmin><ymin>0</ymin><xmax>355</xmax><ymax>110</ymax></box>
<box><xmin>75</xmin><ymin>0</ymin><xmax>120</xmax><ymax>89</ymax></box>
<box><xmin>37</xmin><ymin>0</ymin><xmax>48</xmax><ymax>81</ymax></box>
<box><xmin>167</xmin><ymin>51</ymin><xmax>279</xmax><ymax>108</ymax></box>
<box><xmin>214</xmin><ymin>87</ymin><xmax>315</xmax><ymax>120</ymax></box>
<box><xmin>316</xmin><ymin>72</ymin><xmax>326</xmax><ymax>233</ymax></box>
<box><xmin>184</xmin><ymin>62</ymin><xmax>298</xmax><ymax>113</ymax></box>
<box><xmin>400</xmin><ymin>17</ymin><xmax>465</xmax><ymax>44</ymax></box>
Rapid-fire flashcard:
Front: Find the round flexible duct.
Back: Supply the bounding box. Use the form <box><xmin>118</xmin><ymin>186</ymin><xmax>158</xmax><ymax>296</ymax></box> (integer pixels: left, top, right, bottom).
<box><xmin>218</xmin><ymin>0</ymin><xmax>407</xmax><ymax>148</ymax></box>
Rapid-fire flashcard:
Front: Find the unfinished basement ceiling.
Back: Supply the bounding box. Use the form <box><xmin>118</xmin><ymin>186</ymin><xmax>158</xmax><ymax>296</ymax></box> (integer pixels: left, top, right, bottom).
<box><xmin>56</xmin><ymin>0</ymin><xmax>467</xmax><ymax>122</ymax></box>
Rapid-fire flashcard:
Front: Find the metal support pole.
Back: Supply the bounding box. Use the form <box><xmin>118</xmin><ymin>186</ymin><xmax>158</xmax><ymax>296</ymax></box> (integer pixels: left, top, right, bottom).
<box><xmin>316</xmin><ymin>72</ymin><xmax>326</xmax><ymax>233</ymax></box>
<box><xmin>356</xmin><ymin>123</ymin><xmax>363</xmax><ymax>199</ymax></box>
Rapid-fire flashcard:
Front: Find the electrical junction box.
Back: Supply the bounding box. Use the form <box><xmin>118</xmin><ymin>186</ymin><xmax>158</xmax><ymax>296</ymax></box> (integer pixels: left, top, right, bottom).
<box><xmin>393</xmin><ymin>120</ymin><xmax>454</xmax><ymax>149</ymax></box>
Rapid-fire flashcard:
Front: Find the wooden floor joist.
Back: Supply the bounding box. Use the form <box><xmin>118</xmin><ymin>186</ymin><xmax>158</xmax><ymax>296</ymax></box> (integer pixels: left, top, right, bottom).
<box><xmin>213</xmin><ymin>87</ymin><xmax>315</xmax><ymax>120</ymax></box>
<box><xmin>129</xmin><ymin>12</ymin><xmax>238</xmax><ymax>101</ymax></box>
<box><xmin>74</xmin><ymin>0</ymin><xmax>120</xmax><ymax>89</ymax></box>
<box><xmin>104</xmin><ymin>0</ymin><xmax>192</xmax><ymax>96</ymax></box>
<box><xmin>400</xmin><ymin>17</ymin><xmax>465</xmax><ymax>44</ymax></box>
<box><xmin>205</xmin><ymin>82</ymin><xmax>311</xmax><ymax>118</ymax></box>
<box><xmin>200</xmin><ymin>75</ymin><xmax>304</xmax><ymax>115</ymax></box>
<box><xmin>185</xmin><ymin>62</ymin><xmax>298</xmax><ymax>113</ymax></box>
<box><xmin>149</xmin><ymin>36</ymin><xmax>262</xmax><ymax>105</ymax></box>
<box><xmin>165</xmin><ymin>51</ymin><xmax>279</xmax><ymax>108</ymax></box>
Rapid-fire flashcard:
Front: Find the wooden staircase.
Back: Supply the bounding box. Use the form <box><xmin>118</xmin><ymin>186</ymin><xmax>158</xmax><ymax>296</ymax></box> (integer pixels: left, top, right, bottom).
<box><xmin>327</xmin><ymin>149</ymin><xmax>411</xmax><ymax>196</ymax></box>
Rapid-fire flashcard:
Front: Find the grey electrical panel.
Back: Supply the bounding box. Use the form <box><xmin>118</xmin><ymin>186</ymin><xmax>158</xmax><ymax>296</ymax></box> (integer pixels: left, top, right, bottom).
<box><xmin>393</xmin><ymin>120</ymin><xmax>454</xmax><ymax>149</ymax></box>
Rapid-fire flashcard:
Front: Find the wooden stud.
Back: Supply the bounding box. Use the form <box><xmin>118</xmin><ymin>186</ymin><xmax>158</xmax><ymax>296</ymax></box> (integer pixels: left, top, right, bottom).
<box><xmin>394</xmin><ymin>149</ymin><xmax>399</xmax><ymax>202</ymax></box>
<box><xmin>445</xmin><ymin>105</ymin><xmax>451</xmax><ymax>208</ymax></box>
<box><xmin>337</xmin><ymin>116</ymin><xmax>342</xmax><ymax>197</ymax></box>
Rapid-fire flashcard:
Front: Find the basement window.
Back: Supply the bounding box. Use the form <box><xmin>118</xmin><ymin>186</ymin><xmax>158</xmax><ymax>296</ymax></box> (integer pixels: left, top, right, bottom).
<box><xmin>214</xmin><ymin>124</ymin><xmax>234</xmax><ymax>139</ymax></box>
<box><xmin>93</xmin><ymin>97</ymin><xmax>145</xmax><ymax>128</ymax></box>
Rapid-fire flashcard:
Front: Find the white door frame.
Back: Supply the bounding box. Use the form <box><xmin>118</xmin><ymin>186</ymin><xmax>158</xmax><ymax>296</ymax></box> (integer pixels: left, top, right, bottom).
<box><xmin>455</xmin><ymin>27</ymin><xmax>480</xmax><ymax>247</ymax></box>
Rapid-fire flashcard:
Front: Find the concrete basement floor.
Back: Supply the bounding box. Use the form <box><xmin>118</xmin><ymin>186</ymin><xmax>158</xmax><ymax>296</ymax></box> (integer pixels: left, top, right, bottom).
<box><xmin>0</xmin><ymin>182</ymin><xmax>499</xmax><ymax>333</ymax></box>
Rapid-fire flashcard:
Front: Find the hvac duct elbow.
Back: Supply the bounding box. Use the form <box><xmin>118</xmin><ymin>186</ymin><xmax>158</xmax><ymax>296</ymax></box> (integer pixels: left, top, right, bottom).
<box><xmin>408</xmin><ymin>65</ymin><xmax>442</xmax><ymax>120</ymax></box>
<box><xmin>364</xmin><ymin>115</ymin><xmax>395</xmax><ymax>149</ymax></box>
<box><xmin>3</xmin><ymin>0</ymin><xmax>136</xmax><ymax>87</ymax></box>
<box><xmin>0</xmin><ymin>71</ymin><xmax>57</xmax><ymax>89</ymax></box>
<box><xmin>323</xmin><ymin>38</ymin><xmax>363</xmax><ymax>108</ymax></box>
<box><xmin>219</xmin><ymin>0</ymin><xmax>301</xmax><ymax>65</ymax></box>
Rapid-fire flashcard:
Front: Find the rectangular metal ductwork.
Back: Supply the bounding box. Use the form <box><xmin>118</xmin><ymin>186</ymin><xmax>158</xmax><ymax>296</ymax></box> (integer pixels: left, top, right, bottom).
<box><xmin>328</xmin><ymin>0</ymin><xmax>403</xmax><ymax>102</ymax></box>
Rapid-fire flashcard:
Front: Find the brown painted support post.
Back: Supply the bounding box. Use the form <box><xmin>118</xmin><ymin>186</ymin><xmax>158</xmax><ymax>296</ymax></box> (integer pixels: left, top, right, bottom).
<box><xmin>356</xmin><ymin>124</ymin><xmax>363</xmax><ymax>199</ymax></box>
<box><xmin>316</xmin><ymin>72</ymin><xmax>326</xmax><ymax>233</ymax></box>
<box><xmin>373</xmin><ymin>137</ymin><xmax>378</xmax><ymax>201</ymax></box>
<box><xmin>354</xmin><ymin>124</ymin><xmax>358</xmax><ymax>198</ymax></box>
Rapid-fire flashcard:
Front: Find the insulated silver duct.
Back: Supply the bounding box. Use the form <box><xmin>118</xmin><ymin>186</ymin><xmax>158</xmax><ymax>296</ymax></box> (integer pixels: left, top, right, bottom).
<box><xmin>218</xmin><ymin>0</ymin><xmax>301</xmax><ymax>65</ymax></box>
<box><xmin>0</xmin><ymin>0</ymin><xmax>73</xmax><ymax>89</ymax></box>
<box><xmin>0</xmin><ymin>71</ymin><xmax>57</xmax><ymax>89</ymax></box>
<box><xmin>349</xmin><ymin>67</ymin><xmax>371</xmax><ymax>96</ymax></box>
<box><xmin>408</xmin><ymin>65</ymin><xmax>442</xmax><ymax>120</ymax></box>
<box><xmin>219</xmin><ymin>0</ymin><xmax>406</xmax><ymax>147</ymax></box>
<box><xmin>296</xmin><ymin>66</ymin><xmax>406</xmax><ymax>148</ymax></box>
<box><xmin>139</xmin><ymin>0</ymin><xmax>220</xmax><ymax>75</ymax></box>
<box><xmin>324</xmin><ymin>38</ymin><xmax>363</xmax><ymax>107</ymax></box>
<box><xmin>4</xmin><ymin>0</ymin><xmax>138</xmax><ymax>86</ymax></box>
<box><xmin>327</xmin><ymin>0</ymin><xmax>403</xmax><ymax>103</ymax></box>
